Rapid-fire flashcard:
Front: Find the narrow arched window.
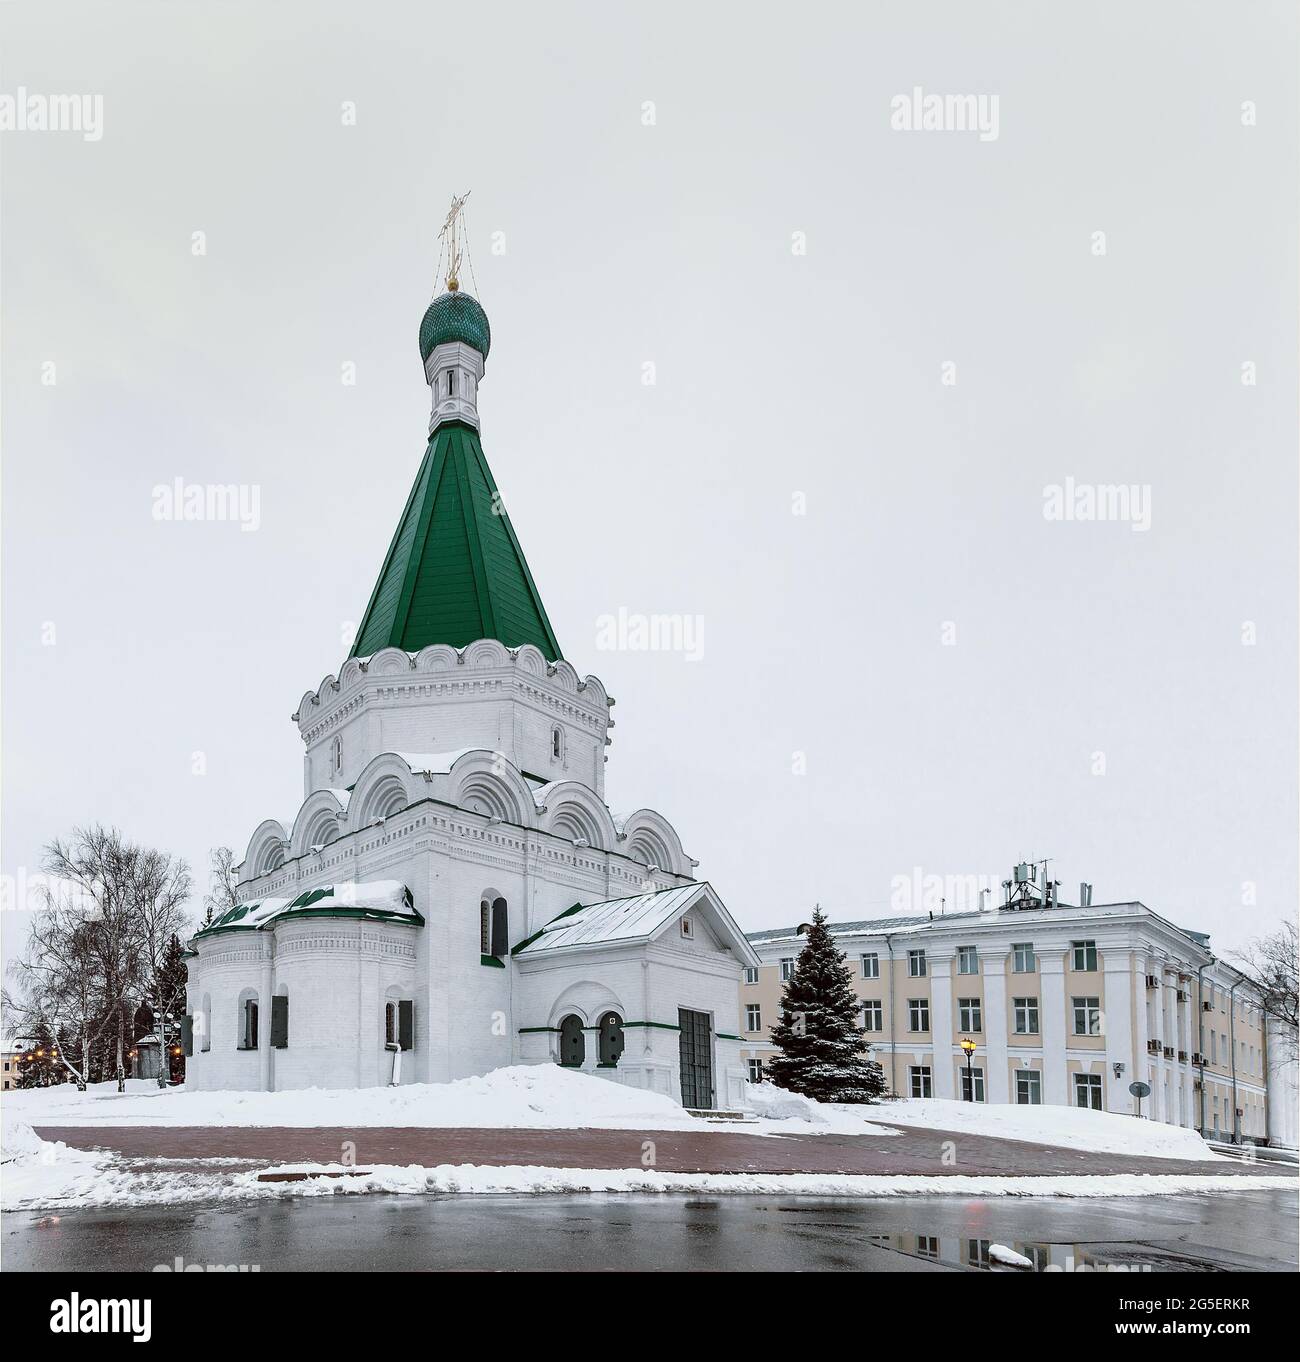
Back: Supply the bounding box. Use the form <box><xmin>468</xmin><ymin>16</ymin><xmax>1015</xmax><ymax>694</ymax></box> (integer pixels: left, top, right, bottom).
<box><xmin>237</xmin><ymin>990</ymin><xmax>259</xmax><ymax>1050</ymax></box>
<box><xmin>481</xmin><ymin>897</ymin><xmax>508</xmax><ymax>959</ymax></box>
<box><xmin>551</xmin><ymin>726</ymin><xmax>563</xmax><ymax>760</ymax></box>
<box><xmin>332</xmin><ymin>735</ymin><xmax>342</xmax><ymax>774</ymax></box>
<box><xmin>559</xmin><ymin>1015</ymin><xmax>585</xmax><ymax>1068</ymax></box>
<box><xmin>598</xmin><ymin>1012</ymin><xmax>624</xmax><ymax>1068</ymax></box>
<box><xmin>270</xmin><ymin>993</ymin><xmax>289</xmax><ymax>1049</ymax></box>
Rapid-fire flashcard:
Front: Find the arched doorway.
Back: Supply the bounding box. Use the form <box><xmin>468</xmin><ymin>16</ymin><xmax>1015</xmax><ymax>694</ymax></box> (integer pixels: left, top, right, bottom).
<box><xmin>559</xmin><ymin>1015</ymin><xmax>585</xmax><ymax>1068</ymax></box>
<box><xmin>598</xmin><ymin>1012</ymin><xmax>624</xmax><ymax>1068</ymax></box>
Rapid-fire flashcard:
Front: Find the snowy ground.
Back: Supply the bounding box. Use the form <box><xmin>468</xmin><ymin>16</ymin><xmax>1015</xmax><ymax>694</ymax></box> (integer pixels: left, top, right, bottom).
<box><xmin>2</xmin><ymin>1069</ymin><xmax>720</xmax><ymax>1131</ymax></box>
<box><xmin>0</xmin><ymin>1070</ymin><xmax>1248</xmax><ymax>1210</ymax></box>
<box><xmin>3</xmin><ymin>1145</ymin><xmax>1281</xmax><ymax>1210</ymax></box>
<box><xmin>874</xmin><ymin>1097</ymin><xmax>1222</xmax><ymax>1162</ymax></box>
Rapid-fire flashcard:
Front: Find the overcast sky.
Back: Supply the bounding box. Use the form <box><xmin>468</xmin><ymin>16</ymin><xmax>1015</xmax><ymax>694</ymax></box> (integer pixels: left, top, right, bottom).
<box><xmin>2</xmin><ymin>1</ymin><xmax>1296</xmax><ymax>981</ymax></box>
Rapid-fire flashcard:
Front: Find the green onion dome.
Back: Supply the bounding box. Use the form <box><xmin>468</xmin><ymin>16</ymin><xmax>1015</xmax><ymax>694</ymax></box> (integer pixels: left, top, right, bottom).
<box><xmin>419</xmin><ymin>288</ymin><xmax>491</xmax><ymax>363</ymax></box>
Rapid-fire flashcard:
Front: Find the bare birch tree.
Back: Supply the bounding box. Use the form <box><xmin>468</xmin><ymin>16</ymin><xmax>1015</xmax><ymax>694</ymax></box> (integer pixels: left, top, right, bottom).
<box><xmin>1231</xmin><ymin>921</ymin><xmax>1299</xmax><ymax>1059</ymax></box>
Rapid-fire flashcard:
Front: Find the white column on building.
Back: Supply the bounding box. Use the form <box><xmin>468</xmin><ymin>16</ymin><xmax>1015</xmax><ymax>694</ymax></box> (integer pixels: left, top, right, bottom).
<box><xmin>1133</xmin><ymin>957</ymin><xmax>1150</xmax><ymax>1114</ymax></box>
<box><xmin>982</xmin><ymin>952</ymin><xmax>1010</xmax><ymax>1104</ymax></box>
<box><xmin>929</xmin><ymin>953</ymin><xmax>955</xmax><ymax>1099</ymax></box>
<box><xmin>1146</xmin><ymin>955</ymin><xmax>1164</xmax><ymax>1123</ymax></box>
<box><xmin>1177</xmin><ymin>976</ymin><xmax>1193</xmax><ymax>1127</ymax></box>
<box><xmin>1038</xmin><ymin>948</ymin><xmax>1069</xmax><ymax>1106</ymax></box>
<box><xmin>1102</xmin><ymin>949</ymin><xmax>1134</xmax><ymax>1115</ymax></box>
<box><xmin>1161</xmin><ymin>965</ymin><xmax>1176</xmax><ymax>1124</ymax></box>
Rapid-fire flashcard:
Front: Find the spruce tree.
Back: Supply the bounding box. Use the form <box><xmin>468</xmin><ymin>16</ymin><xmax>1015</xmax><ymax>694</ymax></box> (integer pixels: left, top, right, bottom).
<box><xmin>766</xmin><ymin>907</ymin><xmax>888</xmax><ymax>1103</ymax></box>
<box><xmin>16</xmin><ymin>1022</ymin><xmax>63</xmax><ymax>1088</ymax></box>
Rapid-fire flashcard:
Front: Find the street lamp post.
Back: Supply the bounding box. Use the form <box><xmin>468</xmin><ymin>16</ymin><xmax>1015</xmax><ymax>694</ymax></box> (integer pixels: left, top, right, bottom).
<box><xmin>960</xmin><ymin>1036</ymin><xmax>977</xmax><ymax>1102</ymax></box>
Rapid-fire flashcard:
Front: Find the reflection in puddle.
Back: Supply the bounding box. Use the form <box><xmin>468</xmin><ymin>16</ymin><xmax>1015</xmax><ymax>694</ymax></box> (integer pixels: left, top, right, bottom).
<box><xmin>863</xmin><ymin>1232</ymin><xmax>1205</xmax><ymax>1272</ymax></box>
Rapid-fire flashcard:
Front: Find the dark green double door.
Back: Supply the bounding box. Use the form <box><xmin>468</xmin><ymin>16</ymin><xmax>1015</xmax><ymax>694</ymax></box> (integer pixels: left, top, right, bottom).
<box><xmin>678</xmin><ymin>1008</ymin><xmax>714</xmax><ymax>1109</ymax></box>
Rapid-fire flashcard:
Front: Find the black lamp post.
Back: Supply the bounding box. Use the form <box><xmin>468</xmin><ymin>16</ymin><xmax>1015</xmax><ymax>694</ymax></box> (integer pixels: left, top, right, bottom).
<box><xmin>960</xmin><ymin>1036</ymin><xmax>977</xmax><ymax>1101</ymax></box>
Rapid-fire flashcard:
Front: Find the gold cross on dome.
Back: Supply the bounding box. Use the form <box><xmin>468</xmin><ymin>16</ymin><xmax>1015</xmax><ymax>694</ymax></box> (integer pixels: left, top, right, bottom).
<box><xmin>438</xmin><ymin>191</ymin><xmax>471</xmax><ymax>291</ymax></box>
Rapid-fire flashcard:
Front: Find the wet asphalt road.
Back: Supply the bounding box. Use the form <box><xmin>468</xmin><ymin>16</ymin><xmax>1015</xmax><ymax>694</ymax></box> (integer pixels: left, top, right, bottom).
<box><xmin>4</xmin><ymin>1188</ymin><xmax>1295</xmax><ymax>1272</ymax></box>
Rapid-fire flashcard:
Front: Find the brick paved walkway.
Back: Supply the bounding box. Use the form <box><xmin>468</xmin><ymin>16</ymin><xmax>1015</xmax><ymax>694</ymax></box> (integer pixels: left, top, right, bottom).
<box><xmin>33</xmin><ymin>1121</ymin><xmax>1297</xmax><ymax>1180</ymax></box>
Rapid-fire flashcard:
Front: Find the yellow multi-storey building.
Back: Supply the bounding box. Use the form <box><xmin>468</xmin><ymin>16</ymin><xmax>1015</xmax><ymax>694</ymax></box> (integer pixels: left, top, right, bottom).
<box><xmin>1</xmin><ymin>1047</ymin><xmax>22</xmax><ymax>1091</ymax></box>
<box><xmin>741</xmin><ymin>890</ymin><xmax>1296</xmax><ymax>1147</ymax></box>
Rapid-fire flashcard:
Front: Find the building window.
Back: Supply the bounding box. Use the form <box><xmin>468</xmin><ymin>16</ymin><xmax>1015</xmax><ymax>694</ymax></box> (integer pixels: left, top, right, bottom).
<box><xmin>957</xmin><ymin>945</ymin><xmax>978</xmax><ymax>974</ymax></box>
<box><xmin>1072</xmin><ymin>996</ymin><xmax>1102</xmax><ymax>1036</ymax></box>
<box><xmin>908</xmin><ymin>998</ymin><xmax>930</xmax><ymax>1033</ymax></box>
<box><xmin>862</xmin><ymin>1000</ymin><xmax>883</xmax><ymax>1031</ymax></box>
<box><xmin>384</xmin><ymin>998</ymin><xmax>415</xmax><ymax>1052</ymax></box>
<box><xmin>447</xmin><ymin>368</ymin><xmax>457</xmax><ymax>397</ymax></box>
<box><xmin>1015</xmin><ymin>1069</ymin><xmax>1042</xmax><ymax>1105</ymax></box>
<box><xmin>909</xmin><ymin>1065</ymin><xmax>932</xmax><ymax>1098</ymax></box>
<box><xmin>1013</xmin><ymin>997</ymin><xmax>1039</xmax><ymax>1034</ymax></box>
<box><xmin>860</xmin><ymin>952</ymin><xmax>879</xmax><ymax>979</ymax></box>
<box><xmin>200</xmin><ymin>993</ymin><xmax>211</xmax><ymax>1052</ymax></box>
<box><xmin>558</xmin><ymin>1015</ymin><xmax>585</xmax><ymax>1068</ymax></box>
<box><xmin>1012</xmin><ymin>942</ymin><xmax>1036</xmax><ymax>973</ymax></box>
<box><xmin>908</xmin><ymin>949</ymin><xmax>927</xmax><ymax>977</ymax></box>
<box><xmin>1071</xmin><ymin>940</ymin><xmax>1098</xmax><ymax>972</ymax></box>
<box><xmin>1074</xmin><ymin>1073</ymin><xmax>1103</xmax><ymax>1110</ymax></box>
<box><xmin>743</xmin><ymin>967</ymin><xmax>759</xmax><ymax>985</ymax></box>
<box><xmin>745</xmin><ymin>1005</ymin><xmax>762</xmax><ymax>1032</ymax></box>
<box><xmin>916</xmin><ymin>1236</ymin><xmax>939</xmax><ymax>1259</ymax></box>
<box><xmin>780</xmin><ymin>957</ymin><xmax>794</xmax><ymax>982</ymax></box>
<box><xmin>747</xmin><ymin>1058</ymin><xmax>764</xmax><ymax>1083</ymax></box>
<box><xmin>961</xmin><ymin>1067</ymin><xmax>986</xmax><ymax>1102</ymax></box>
<box><xmin>237</xmin><ymin>994</ymin><xmax>258</xmax><ymax>1051</ymax></box>
<box><xmin>958</xmin><ymin>998</ymin><xmax>982</xmax><ymax>1031</ymax></box>
<box><xmin>598</xmin><ymin>1012</ymin><xmax>624</xmax><ymax>1067</ymax></box>
<box><xmin>551</xmin><ymin>726</ymin><xmax>563</xmax><ymax>761</ymax></box>
<box><xmin>270</xmin><ymin>994</ymin><xmax>289</xmax><ymax>1049</ymax></box>
<box><xmin>480</xmin><ymin>895</ymin><xmax>508</xmax><ymax>958</ymax></box>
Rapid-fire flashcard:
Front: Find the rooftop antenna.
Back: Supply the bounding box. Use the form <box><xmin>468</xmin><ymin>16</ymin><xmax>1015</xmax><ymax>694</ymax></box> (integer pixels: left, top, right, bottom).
<box><xmin>438</xmin><ymin>190</ymin><xmax>472</xmax><ymax>293</ymax></box>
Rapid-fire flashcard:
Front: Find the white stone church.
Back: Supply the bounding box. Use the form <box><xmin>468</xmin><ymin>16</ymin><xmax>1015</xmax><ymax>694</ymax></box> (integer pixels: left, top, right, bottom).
<box><xmin>183</xmin><ymin>267</ymin><xmax>757</xmax><ymax>1109</ymax></box>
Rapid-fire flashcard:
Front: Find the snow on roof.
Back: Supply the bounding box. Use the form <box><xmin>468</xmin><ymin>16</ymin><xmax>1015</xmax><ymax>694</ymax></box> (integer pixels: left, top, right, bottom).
<box><xmin>195</xmin><ymin>880</ymin><xmax>419</xmax><ymax>938</ymax></box>
<box><xmin>517</xmin><ymin>883</ymin><xmax>709</xmax><ymax>955</ymax></box>
<box><xmin>746</xmin><ymin>911</ymin><xmax>985</xmax><ymax>944</ymax></box>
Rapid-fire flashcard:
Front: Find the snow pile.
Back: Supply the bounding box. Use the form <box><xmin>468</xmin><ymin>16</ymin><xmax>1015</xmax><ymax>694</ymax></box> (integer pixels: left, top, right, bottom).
<box><xmin>989</xmin><ymin>1243</ymin><xmax>1034</xmax><ymax>1267</ymax></box>
<box><xmin>0</xmin><ymin>1119</ymin><xmax>118</xmax><ymax>1210</ymax></box>
<box><xmin>878</xmin><ymin>1098</ymin><xmax>1225</xmax><ymax>1162</ymax></box>
<box><xmin>743</xmin><ymin>1082</ymin><xmax>896</xmax><ymax>1136</ymax></box>
<box><xmin>0</xmin><ymin>1066</ymin><xmax>707</xmax><ymax>1131</ymax></box>
<box><xmin>249</xmin><ymin>1163</ymin><xmax>1286</xmax><ymax>1201</ymax></box>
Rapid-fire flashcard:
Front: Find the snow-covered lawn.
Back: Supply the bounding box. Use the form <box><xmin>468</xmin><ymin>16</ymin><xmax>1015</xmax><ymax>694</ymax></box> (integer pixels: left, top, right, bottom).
<box><xmin>871</xmin><ymin>1097</ymin><xmax>1223</xmax><ymax>1162</ymax></box>
<box><xmin>0</xmin><ymin>1070</ymin><xmax>898</xmax><ymax>1136</ymax></box>
<box><xmin>1</xmin><ymin>1068</ymin><xmax>710</xmax><ymax>1131</ymax></box>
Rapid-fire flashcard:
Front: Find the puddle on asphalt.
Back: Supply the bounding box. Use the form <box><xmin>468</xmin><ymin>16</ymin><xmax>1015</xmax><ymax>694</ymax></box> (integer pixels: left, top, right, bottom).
<box><xmin>856</xmin><ymin>1232</ymin><xmax>1216</xmax><ymax>1272</ymax></box>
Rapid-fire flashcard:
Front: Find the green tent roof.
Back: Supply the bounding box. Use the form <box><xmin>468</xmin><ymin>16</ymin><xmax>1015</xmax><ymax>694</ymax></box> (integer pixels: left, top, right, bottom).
<box><xmin>351</xmin><ymin>421</ymin><xmax>563</xmax><ymax>661</ymax></box>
